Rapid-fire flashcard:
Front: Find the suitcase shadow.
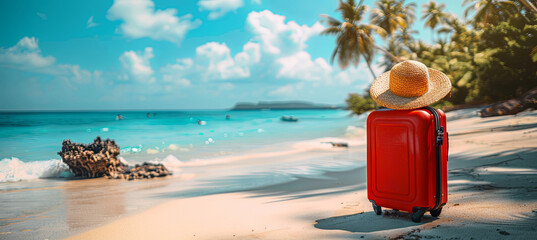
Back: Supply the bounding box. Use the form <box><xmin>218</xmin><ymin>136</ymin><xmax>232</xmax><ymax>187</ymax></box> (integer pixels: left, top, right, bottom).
<box><xmin>314</xmin><ymin>210</ymin><xmax>436</xmax><ymax>233</ymax></box>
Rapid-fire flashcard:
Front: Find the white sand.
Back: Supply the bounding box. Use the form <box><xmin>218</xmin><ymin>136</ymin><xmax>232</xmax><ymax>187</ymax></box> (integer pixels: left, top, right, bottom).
<box><xmin>69</xmin><ymin>109</ymin><xmax>537</xmax><ymax>240</ymax></box>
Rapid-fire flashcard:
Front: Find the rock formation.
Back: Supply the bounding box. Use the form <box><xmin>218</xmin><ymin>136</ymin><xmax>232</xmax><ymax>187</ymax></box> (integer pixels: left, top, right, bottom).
<box><xmin>479</xmin><ymin>87</ymin><xmax>537</xmax><ymax>117</ymax></box>
<box><xmin>58</xmin><ymin>137</ymin><xmax>170</xmax><ymax>180</ymax></box>
<box><xmin>109</xmin><ymin>162</ymin><xmax>170</xmax><ymax>180</ymax></box>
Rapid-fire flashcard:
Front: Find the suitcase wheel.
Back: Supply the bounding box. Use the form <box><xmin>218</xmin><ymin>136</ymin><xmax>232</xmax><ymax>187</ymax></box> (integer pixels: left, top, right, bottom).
<box><xmin>371</xmin><ymin>202</ymin><xmax>382</xmax><ymax>215</ymax></box>
<box><xmin>430</xmin><ymin>207</ymin><xmax>442</xmax><ymax>217</ymax></box>
<box><xmin>411</xmin><ymin>207</ymin><xmax>427</xmax><ymax>223</ymax></box>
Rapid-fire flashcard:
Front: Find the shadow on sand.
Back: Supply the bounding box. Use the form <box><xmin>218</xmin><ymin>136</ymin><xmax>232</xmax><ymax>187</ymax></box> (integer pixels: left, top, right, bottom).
<box><xmin>450</xmin><ymin>122</ymin><xmax>537</xmax><ymax>137</ymax></box>
<box><xmin>314</xmin><ymin>210</ymin><xmax>436</xmax><ymax>233</ymax></box>
<box><xmin>158</xmin><ymin>165</ymin><xmax>367</xmax><ymax>201</ymax></box>
<box><xmin>240</xmin><ymin>166</ymin><xmax>367</xmax><ymax>202</ymax></box>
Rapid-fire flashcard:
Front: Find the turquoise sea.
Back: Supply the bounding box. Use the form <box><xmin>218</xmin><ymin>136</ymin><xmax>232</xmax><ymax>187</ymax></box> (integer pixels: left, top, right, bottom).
<box><xmin>0</xmin><ymin>109</ymin><xmax>367</xmax><ymax>183</ymax></box>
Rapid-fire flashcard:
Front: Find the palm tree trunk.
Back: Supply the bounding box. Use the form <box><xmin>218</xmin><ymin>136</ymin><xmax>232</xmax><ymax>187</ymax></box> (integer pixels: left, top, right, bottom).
<box><xmin>522</xmin><ymin>0</ymin><xmax>537</xmax><ymax>14</ymax></box>
<box><xmin>374</xmin><ymin>46</ymin><xmax>401</xmax><ymax>64</ymax></box>
<box><xmin>365</xmin><ymin>59</ymin><xmax>377</xmax><ymax>79</ymax></box>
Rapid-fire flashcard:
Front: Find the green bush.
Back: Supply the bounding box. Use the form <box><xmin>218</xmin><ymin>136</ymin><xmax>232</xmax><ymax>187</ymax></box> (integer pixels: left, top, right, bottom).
<box><xmin>346</xmin><ymin>93</ymin><xmax>376</xmax><ymax>115</ymax></box>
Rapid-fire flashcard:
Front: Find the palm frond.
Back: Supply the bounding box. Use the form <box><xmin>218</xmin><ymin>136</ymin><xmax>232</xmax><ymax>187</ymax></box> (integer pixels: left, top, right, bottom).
<box><xmin>437</xmin><ymin>26</ymin><xmax>453</xmax><ymax>34</ymax></box>
<box><xmin>321</xmin><ymin>27</ymin><xmax>342</xmax><ymax>36</ymax></box>
<box><xmin>320</xmin><ymin>14</ymin><xmax>342</xmax><ymax>27</ymax></box>
<box><xmin>338</xmin><ymin>0</ymin><xmax>357</xmax><ymax>22</ymax></box>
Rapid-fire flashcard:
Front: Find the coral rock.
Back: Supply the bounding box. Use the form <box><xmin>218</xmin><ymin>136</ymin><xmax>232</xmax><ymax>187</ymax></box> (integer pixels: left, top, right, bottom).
<box><xmin>58</xmin><ymin>137</ymin><xmax>171</xmax><ymax>180</ymax></box>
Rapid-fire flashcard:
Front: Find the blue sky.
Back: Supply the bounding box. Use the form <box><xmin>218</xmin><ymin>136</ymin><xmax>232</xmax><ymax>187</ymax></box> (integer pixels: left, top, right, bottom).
<box><xmin>0</xmin><ymin>0</ymin><xmax>464</xmax><ymax>110</ymax></box>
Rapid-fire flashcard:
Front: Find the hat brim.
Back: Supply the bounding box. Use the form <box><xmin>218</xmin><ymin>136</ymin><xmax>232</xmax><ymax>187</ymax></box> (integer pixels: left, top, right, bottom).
<box><xmin>370</xmin><ymin>68</ymin><xmax>452</xmax><ymax>110</ymax></box>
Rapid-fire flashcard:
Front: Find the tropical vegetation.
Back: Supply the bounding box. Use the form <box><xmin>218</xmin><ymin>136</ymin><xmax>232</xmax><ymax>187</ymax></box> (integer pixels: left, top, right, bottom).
<box><xmin>322</xmin><ymin>0</ymin><xmax>537</xmax><ymax>114</ymax></box>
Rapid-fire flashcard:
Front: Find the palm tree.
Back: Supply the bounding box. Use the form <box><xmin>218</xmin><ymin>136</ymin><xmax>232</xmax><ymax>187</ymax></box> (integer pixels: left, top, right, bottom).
<box><xmin>380</xmin><ymin>39</ymin><xmax>408</xmax><ymax>71</ymax></box>
<box><xmin>437</xmin><ymin>25</ymin><xmax>453</xmax><ymax>43</ymax></box>
<box><xmin>421</xmin><ymin>1</ymin><xmax>448</xmax><ymax>41</ymax></box>
<box><xmin>370</xmin><ymin>0</ymin><xmax>416</xmax><ymax>38</ymax></box>
<box><xmin>321</xmin><ymin>0</ymin><xmax>387</xmax><ymax>78</ymax></box>
<box><xmin>463</xmin><ymin>0</ymin><xmax>517</xmax><ymax>27</ymax></box>
<box><xmin>400</xmin><ymin>0</ymin><xmax>417</xmax><ymax>25</ymax></box>
<box><xmin>441</xmin><ymin>16</ymin><xmax>471</xmax><ymax>50</ymax></box>
<box><xmin>395</xmin><ymin>27</ymin><xmax>418</xmax><ymax>44</ymax></box>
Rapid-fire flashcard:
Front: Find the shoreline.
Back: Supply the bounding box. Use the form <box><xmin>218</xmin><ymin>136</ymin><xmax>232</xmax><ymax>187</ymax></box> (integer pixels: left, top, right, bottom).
<box><xmin>69</xmin><ymin>109</ymin><xmax>537</xmax><ymax>239</ymax></box>
<box><xmin>0</xmin><ymin>131</ymin><xmax>366</xmax><ymax>239</ymax></box>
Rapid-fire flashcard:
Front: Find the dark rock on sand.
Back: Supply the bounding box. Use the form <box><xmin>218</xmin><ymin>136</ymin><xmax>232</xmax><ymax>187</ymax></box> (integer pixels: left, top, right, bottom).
<box><xmin>479</xmin><ymin>87</ymin><xmax>537</xmax><ymax>117</ymax></box>
<box><xmin>58</xmin><ymin>137</ymin><xmax>170</xmax><ymax>180</ymax></box>
<box><xmin>321</xmin><ymin>142</ymin><xmax>349</xmax><ymax>148</ymax></box>
<box><xmin>58</xmin><ymin>137</ymin><xmax>124</xmax><ymax>178</ymax></box>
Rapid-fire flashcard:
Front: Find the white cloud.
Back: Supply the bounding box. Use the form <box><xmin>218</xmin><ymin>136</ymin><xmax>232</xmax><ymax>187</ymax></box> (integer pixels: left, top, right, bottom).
<box><xmin>164</xmin><ymin>76</ymin><xmax>191</xmax><ymax>87</ymax></box>
<box><xmin>56</xmin><ymin>64</ymin><xmax>94</xmax><ymax>84</ymax></box>
<box><xmin>276</xmin><ymin>51</ymin><xmax>332</xmax><ymax>81</ymax></box>
<box><xmin>119</xmin><ymin>47</ymin><xmax>155</xmax><ymax>84</ymax></box>
<box><xmin>235</xmin><ymin>41</ymin><xmax>261</xmax><ymax>66</ymax></box>
<box><xmin>152</xmin><ymin>10</ymin><xmax>330</xmax><ymax>87</ymax></box>
<box><xmin>246</xmin><ymin>10</ymin><xmax>324</xmax><ymax>54</ymax></box>
<box><xmin>0</xmin><ymin>37</ymin><xmax>55</xmax><ymax>68</ymax></box>
<box><xmin>160</xmin><ymin>58</ymin><xmax>193</xmax><ymax>87</ymax></box>
<box><xmin>243</xmin><ymin>10</ymin><xmax>377</xmax><ymax>90</ymax></box>
<box><xmin>198</xmin><ymin>0</ymin><xmax>243</xmax><ymax>19</ymax></box>
<box><xmin>269</xmin><ymin>84</ymin><xmax>293</xmax><ymax>96</ymax></box>
<box><xmin>87</xmin><ymin>16</ymin><xmax>97</xmax><ymax>28</ymax></box>
<box><xmin>0</xmin><ymin>37</ymin><xmax>97</xmax><ymax>84</ymax></box>
<box><xmin>159</xmin><ymin>41</ymin><xmax>260</xmax><ymax>85</ymax></box>
<box><xmin>335</xmin><ymin>64</ymin><xmax>383</xmax><ymax>86</ymax></box>
<box><xmin>196</xmin><ymin>41</ymin><xmax>260</xmax><ymax>80</ymax></box>
<box><xmin>268</xmin><ymin>82</ymin><xmax>303</xmax><ymax>97</ymax></box>
<box><xmin>107</xmin><ymin>0</ymin><xmax>201</xmax><ymax>44</ymax></box>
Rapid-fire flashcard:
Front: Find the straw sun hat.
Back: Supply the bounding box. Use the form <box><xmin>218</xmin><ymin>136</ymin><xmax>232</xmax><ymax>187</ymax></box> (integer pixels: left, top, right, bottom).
<box><xmin>370</xmin><ymin>60</ymin><xmax>452</xmax><ymax>110</ymax></box>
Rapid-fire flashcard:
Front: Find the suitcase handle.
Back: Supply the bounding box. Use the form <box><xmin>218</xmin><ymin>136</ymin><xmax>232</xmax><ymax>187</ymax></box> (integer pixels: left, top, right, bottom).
<box><xmin>424</xmin><ymin>106</ymin><xmax>443</xmax><ymax>212</ymax></box>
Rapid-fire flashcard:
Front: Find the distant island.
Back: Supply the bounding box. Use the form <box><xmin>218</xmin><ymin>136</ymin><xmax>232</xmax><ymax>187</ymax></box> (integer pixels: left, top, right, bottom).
<box><xmin>231</xmin><ymin>101</ymin><xmax>344</xmax><ymax>110</ymax></box>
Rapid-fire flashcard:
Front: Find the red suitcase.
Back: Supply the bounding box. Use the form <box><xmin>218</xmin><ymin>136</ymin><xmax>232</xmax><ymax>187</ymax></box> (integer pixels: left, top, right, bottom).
<box><xmin>367</xmin><ymin>107</ymin><xmax>448</xmax><ymax>222</ymax></box>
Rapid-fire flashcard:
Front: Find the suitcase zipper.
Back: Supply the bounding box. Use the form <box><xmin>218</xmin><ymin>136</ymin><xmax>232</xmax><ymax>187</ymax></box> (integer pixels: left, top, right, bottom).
<box><xmin>424</xmin><ymin>106</ymin><xmax>443</xmax><ymax>212</ymax></box>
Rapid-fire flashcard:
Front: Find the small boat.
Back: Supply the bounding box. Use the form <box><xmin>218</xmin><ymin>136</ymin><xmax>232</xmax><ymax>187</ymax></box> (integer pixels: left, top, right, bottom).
<box><xmin>281</xmin><ymin>116</ymin><xmax>299</xmax><ymax>122</ymax></box>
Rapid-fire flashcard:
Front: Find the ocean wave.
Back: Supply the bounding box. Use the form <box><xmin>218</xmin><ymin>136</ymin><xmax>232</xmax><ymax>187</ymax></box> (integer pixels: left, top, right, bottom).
<box><xmin>153</xmin><ymin>136</ymin><xmax>364</xmax><ymax>169</ymax></box>
<box><xmin>149</xmin><ymin>154</ymin><xmax>183</xmax><ymax>173</ymax></box>
<box><xmin>0</xmin><ymin>158</ymin><xmax>72</xmax><ymax>183</ymax></box>
<box><xmin>167</xmin><ymin>144</ymin><xmax>191</xmax><ymax>152</ymax></box>
<box><xmin>146</xmin><ymin>148</ymin><xmax>160</xmax><ymax>154</ymax></box>
<box><xmin>344</xmin><ymin>111</ymin><xmax>369</xmax><ymax>138</ymax></box>
<box><xmin>121</xmin><ymin>146</ymin><xmax>143</xmax><ymax>153</ymax></box>
<box><xmin>121</xmin><ymin>144</ymin><xmax>192</xmax><ymax>155</ymax></box>
<box><xmin>345</xmin><ymin>126</ymin><xmax>366</xmax><ymax>138</ymax></box>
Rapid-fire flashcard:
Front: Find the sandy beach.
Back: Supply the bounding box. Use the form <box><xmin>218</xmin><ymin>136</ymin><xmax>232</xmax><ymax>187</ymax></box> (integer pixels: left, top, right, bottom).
<box><xmin>2</xmin><ymin>0</ymin><xmax>536</xmax><ymax>239</ymax></box>
<box><xmin>66</xmin><ymin>109</ymin><xmax>537</xmax><ymax>240</ymax></box>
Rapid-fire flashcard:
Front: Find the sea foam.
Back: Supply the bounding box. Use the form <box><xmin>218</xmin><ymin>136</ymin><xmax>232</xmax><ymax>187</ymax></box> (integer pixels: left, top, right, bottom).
<box><xmin>149</xmin><ymin>154</ymin><xmax>183</xmax><ymax>173</ymax></box>
<box><xmin>0</xmin><ymin>158</ymin><xmax>72</xmax><ymax>183</ymax></box>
